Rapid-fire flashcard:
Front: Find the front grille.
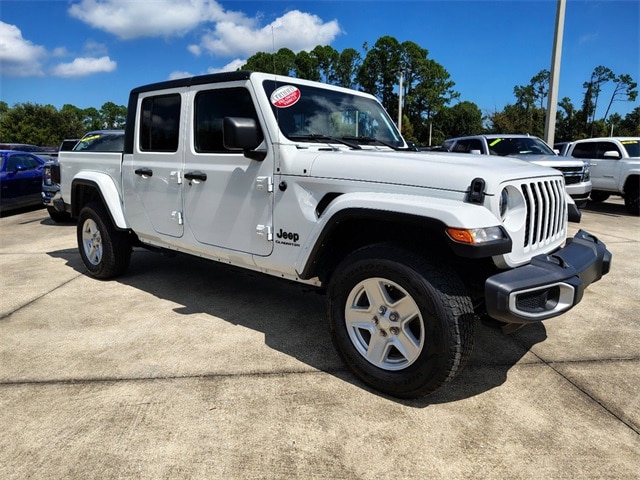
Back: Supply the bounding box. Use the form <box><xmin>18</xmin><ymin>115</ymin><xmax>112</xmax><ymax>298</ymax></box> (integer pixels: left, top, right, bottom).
<box><xmin>521</xmin><ymin>179</ymin><xmax>566</xmax><ymax>248</ymax></box>
<box><xmin>554</xmin><ymin>166</ymin><xmax>583</xmax><ymax>185</ymax></box>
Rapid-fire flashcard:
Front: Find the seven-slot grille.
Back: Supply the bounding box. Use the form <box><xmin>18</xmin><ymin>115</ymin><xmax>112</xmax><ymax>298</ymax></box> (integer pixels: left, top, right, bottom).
<box><xmin>521</xmin><ymin>178</ymin><xmax>567</xmax><ymax>248</ymax></box>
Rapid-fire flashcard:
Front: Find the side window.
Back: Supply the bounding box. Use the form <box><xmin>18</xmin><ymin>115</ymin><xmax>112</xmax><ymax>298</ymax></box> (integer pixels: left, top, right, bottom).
<box><xmin>140</xmin><ymin>94</ymin><xmax>181</xmax><ymax>152</ymax></box>
<box><xmin>8</xmin><ymin>154</ymin><xmax>39</xmax><ymax>170</ymax></box>
<box><xmin>453</xmin><ymin>140</ymin><xmax>471</xmax><ymax>153</ymax></box>
<box><xmin>194</xmin><ymin>87</ymin><xmax>263</xmax><ymax>153</ymax></box>
<box><xmin>596</xmin><ymin>141</ymin><xmax>621</xmax><ymax>159</ymax></box>
<box><xmin>571</xmin><ymin>142</ymin><xmax>597</xmax><ymax>159</ymax></box>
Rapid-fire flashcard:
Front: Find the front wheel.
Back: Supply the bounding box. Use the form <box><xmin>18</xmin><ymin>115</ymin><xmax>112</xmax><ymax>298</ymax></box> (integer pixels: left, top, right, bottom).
<box><xmin>77</xmin><ymin>201</ymin><xmax>131</xmax><ymax>279</ymax></box>
<box><xmin>327</xmin><ymin>244</ymin><xmax>475</xmax><ymax>398</ymax></box>
<box><xmin>589</xmin><ymin>191</ymin><xmax>610</xmax><ymax>203</ymax></box>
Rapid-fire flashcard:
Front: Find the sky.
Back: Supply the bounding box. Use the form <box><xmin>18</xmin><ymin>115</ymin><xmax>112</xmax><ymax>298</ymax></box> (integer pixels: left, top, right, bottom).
<box><xmin>1</xmin><ymin>0</ymin><xmax>639</xmax><ymax>121</ymax></box>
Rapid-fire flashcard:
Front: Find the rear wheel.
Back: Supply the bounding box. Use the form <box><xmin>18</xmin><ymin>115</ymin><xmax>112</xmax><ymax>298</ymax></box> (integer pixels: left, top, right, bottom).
<box><xmin>327</xmin><ymin>244</ymin><xmax>475</xmax><ymax>398</ymax></box>
<box><xmin>77</xmin><ymin>201</ymin><xmax>131</xmax><ymax>278</ymax></box>
<box><xmin>47</xmin><ymin>206</ymin><xmax>72</xmax><ymax>223</ymax></box>
<box><xmin>624</xmin><ymin>182</ymin><xmax>639</xmax><ymax>215</ymax></box>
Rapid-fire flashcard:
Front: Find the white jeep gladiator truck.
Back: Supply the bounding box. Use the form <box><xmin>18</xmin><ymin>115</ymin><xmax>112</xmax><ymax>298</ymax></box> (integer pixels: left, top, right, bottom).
<box><xmin>562</xmin><ymin>137</ymin><xmax>640</xmax><ymax>215</ymax></box>
<box><xmin>56</xmin><ymin>71</ymin><xmax>611</xmax><ymax>398</ymax></box>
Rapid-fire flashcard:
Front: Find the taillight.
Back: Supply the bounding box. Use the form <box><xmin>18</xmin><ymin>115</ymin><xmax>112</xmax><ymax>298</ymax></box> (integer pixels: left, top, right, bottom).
<box><xmin>43</xmin><ymin>166</ymin><xmax>53</xmax><ymax>186</ymax></box>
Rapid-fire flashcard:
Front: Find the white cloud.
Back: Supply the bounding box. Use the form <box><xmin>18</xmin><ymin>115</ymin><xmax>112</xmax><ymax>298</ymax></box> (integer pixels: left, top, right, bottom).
<box><xmin>0</xmin><ymin>21</ymin><xmax>46</xmax><ymax>76</ymax></box>
<box><xmin>207</xmin><ymin>58</ymin><xmax>246</xmax><ymax>74</ymax></box>
<box><xmin>168</xmin><ymin>59</ymin><xmax>246</xmax><ymax>80</ymax></box>
<box><xmin>195</xmin><ymin>10</ymin><xmax>342</xmax><ymax>57</ymax></box>
<box><xmin>68</xmin><ymin>0</ymin><xmax>253</xmax><ymax>40</ymax></box>
<box><xmin>168</xmin><ymin>70</ymin><xmax>194</xmax><ymax>80</ymax></box>
<box><xmin>67</xmin><ymin>1</ymin><xmax>341</xmax><ymax>59</ymax></box>
<box><xmin>51</xmin><ymin>56</ymin><xmax>117</xmax><ymax>78</ymax></box>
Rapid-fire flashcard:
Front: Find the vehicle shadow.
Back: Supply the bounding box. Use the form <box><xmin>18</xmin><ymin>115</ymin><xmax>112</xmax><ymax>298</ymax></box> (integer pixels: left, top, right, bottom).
<box><xmin>48</xmin><ymin>247</ymin><xmax>547</xmax><ymax>405</ymax></box>
<box><xmin>582</xmin><ymin>198</ymin><xmax>631</xmax><ymax>217</ymax></box>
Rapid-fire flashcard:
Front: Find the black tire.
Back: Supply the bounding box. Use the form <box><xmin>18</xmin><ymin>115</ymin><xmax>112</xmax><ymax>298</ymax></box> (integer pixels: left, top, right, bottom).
<box><xmin>624</xmin><ymin>183</ymin><xmax>639</xmax><ymax>216</ymax></box>
<box><xmin>47</xmin><ymin>206</ymin><xmax>72</xmax><ymax>223</ymax></box>
<box><xmin>589</xmin><ymin>191</ymin><xmax>610</xmax><ymax>203</ymax></box>
<box><xmin>77</xmin><ymin>201</ymin><xmax>131</xmax><ymax>279</ymax></box>
<box><xmin>327</xmin><ymin>244</ymin><xmax>475</xmax><ymax>398</ymax></box>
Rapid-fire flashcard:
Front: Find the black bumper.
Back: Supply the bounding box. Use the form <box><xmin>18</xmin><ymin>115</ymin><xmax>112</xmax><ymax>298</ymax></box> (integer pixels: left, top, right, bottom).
<box><xmin>485</xmin><ymin>230</ymin><xmax>612</xmax><ymax>324</ymax></box>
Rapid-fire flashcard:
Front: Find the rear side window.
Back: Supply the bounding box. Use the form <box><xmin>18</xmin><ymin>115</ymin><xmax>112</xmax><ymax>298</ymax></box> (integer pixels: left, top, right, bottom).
<box><xmin>194</xmin><ymin>87</ymin><xmax>262</xmax><ymax>153</ymax></box>
<box><xmin>140</xmin><ymin>94</ymin><xmax>181</xmax><ymax>152</ymax></box>
<box><xmin>571</xmin><ymin>142</ymin><xmax>597</xmax><ymax>159</ymax></box>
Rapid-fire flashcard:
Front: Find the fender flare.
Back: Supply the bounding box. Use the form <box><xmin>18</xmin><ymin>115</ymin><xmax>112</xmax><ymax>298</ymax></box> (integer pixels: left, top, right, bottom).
<box><xmin>72</xmin><ymin>171</ymin><xmax>129</xmax><ymax>229</ymax></box>
<box><xmin>295</xmin><ymin>191</ymin><xmax>505</xmax><ymax>278</ymax></box>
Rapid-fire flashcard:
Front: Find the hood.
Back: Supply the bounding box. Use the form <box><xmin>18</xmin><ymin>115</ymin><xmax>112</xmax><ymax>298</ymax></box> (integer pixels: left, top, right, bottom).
<box><xmin>306</xmin><ymin>149</ymin><xmax>562</xmax><ymax>194</ymax></box>
<box><xmin>506</xmin><ymin>154</ymin><xmax>584</xmax><ymax>167</ymax></box>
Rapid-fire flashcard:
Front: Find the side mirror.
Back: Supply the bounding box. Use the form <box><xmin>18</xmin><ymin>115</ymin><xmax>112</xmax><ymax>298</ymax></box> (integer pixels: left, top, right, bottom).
<box><xmin>470</xmin><ymin>149</ymin><xmax>482</xmax><ymax>155</ymax></box>
<box><xmin>223</xmin><ymin>117</ymin><xmax>266</xmax><ymax>161</ymax></box>
<box><xmin>603</xmin><ymin>150</ymin><xmax>621</xmax><ymax>159</ymax></box>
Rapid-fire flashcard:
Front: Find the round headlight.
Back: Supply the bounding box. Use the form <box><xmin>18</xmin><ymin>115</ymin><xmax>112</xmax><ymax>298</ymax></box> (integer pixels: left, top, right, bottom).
<box><xmin>499</xmin><ymin>188</ymin><xmax>509</xmax><ymax>219</ymax></box>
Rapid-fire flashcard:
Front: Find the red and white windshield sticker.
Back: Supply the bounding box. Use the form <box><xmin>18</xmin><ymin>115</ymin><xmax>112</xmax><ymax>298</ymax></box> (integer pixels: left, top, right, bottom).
<box><xmin>270</xmin><ymin>85</ymin><xmax>301</xmax><ymax>108</ymax></box>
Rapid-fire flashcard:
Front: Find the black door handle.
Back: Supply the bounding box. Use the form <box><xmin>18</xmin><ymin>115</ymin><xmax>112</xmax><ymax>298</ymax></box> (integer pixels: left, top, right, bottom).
<box><xmin>134</xmin><ymin>168</ymin><xmax>153</xmax><ymax>177</ymax></box>
<box><xmin>184</xmin><ymin>171</ymin><xmax>207</xmax><ymax>182</ymax></box>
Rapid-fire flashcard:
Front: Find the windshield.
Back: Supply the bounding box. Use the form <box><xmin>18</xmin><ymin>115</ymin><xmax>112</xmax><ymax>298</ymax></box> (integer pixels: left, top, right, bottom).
<box><xmin>487</xmin><ymin>137</ymin><xmax>555</xmax><ymax>156</ymax></box>
<box><xmin>621</xmin><ymin>139</ymin><xmax>639</xmax><ymax>158</ymax></box>
<box><xmin>74</xmin><ymin>131</ymin><xmax>124</xmax><ymax>152</ymax></box>
<box><xmin>262</xmin><ymin>80</ymin><xmax>404</xmax><ymax>149</ymax></box>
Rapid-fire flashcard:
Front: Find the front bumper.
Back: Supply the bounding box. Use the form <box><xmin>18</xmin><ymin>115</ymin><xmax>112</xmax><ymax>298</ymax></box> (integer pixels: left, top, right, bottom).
<box><xmin>485</xmin><ymin>230</ymin><xmax>611</xmax><ymax>324</ymax></box>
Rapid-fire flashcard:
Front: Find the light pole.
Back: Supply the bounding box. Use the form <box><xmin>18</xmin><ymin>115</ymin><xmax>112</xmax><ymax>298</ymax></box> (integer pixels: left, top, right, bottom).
<box><xmin>397</xmin><ymin>69</ymin><xmax>404</xmax><ymax>133</ymax></box>
<box><xmin>544</xmin><ymin>0</ymin><xmax>566</xmax><ymax>147</ymax></box>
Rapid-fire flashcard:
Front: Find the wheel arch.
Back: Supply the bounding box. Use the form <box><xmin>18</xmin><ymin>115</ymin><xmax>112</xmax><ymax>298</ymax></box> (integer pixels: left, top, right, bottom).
<box><xmin>71</xmin><ymin>172</ymin><xmax>128</xmax><ymax>229</ymax></box>
<box><xmin>297</xmin><ymin>208</ymin><xmax>493</xmax><ymax>287</ymax></box>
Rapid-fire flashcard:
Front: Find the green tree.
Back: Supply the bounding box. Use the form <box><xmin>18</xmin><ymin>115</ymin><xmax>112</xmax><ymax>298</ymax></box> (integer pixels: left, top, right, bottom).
<box><xmin>82</xmin><ymin>107</ymin><xmax>102</xmax><ymax>131</ymax></box>
<box><xmin>99</xmin><ymin>102</ymin><xmax>127</xmax><ymax>129</ymax></box>
<box><xmin>242</xmin><ymin>51</ymin><xmax>277</xmax><ymax>74</ymax></box>
<box><xmin>357</xmin><ymin>36</ymin><xmax>402</xmax><ymax>115</ymax></box>
<box><xmin>619</xmin><ymin>107</ymin><xmax>640</xmax><ymax>136</ymax></box>
<box><xmin>0</xmin><ymin>103</ymin><xmax>64</xmax><ymax>145</ymax></box>
<box><xmin>602</xmin><ymin>73</ymin><xmax>638</xmax><ymax>122</ymax></box>
<box><xmin>433</xmin><ymin>101</ymin><xmax>483</xmax><ymax>141</ymax></box>
<box><xmin>583</xmin><ymin>66</ymin><xmax>615</xmax><ymax>134</ymax></box>
<box><xmin>311</xmin><ymin>45</ymin><xmax>339</xmax><ymax>84</ymax></box>
<box><xmin>332</xmin><ymin>48</ymin><xmax>361</xmax><ymax>88</ymax></box>
<box><xmin>294</xmin><ymin>50</ymin><xmax>320</xmax><ymax>81</ymax></box>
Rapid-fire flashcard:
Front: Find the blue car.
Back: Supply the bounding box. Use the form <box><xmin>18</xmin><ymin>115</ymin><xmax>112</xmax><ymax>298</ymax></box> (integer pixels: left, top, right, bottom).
<box><xmin>0</xmin><ymin>150</ymin><xmax>46</xmax><ymax>213</ymax></box>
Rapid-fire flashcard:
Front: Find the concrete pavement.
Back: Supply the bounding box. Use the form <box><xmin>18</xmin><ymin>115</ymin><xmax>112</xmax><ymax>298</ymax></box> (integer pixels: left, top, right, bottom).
<box><xmin>1</xmin><ymin>199</ymin><xmax>638</xmax><ymax>479</ymax></box>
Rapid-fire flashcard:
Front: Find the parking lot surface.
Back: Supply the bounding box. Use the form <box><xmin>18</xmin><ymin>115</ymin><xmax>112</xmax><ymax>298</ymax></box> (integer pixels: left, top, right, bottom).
<box><xmin>1</xmin><ymin>199</ymin><xmax>639</xmax><ymax>479</ymax></box>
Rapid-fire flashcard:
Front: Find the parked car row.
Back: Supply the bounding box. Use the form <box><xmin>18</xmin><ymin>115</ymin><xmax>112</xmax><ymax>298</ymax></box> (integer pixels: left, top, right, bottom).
<box><xmin>0</xmin><ymin>150</ymin><xmax>47</xmax><ymax>213</ymax></box>
<box><xmin>440</xmin><ymin>134</ymin><xmax>591</xmax><ymax>213</ymax></box>
<box><xmin>557</xmin><ymin>137</ymin><xmax>639</xmax><ymax>215</ymax></box>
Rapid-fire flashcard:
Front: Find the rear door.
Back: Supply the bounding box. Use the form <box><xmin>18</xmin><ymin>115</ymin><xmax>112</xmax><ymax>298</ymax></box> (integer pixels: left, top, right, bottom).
<box><xmin>123</xmin><ymin>90</ymin><xmax>185</xmax><ymax>238</ymax></box>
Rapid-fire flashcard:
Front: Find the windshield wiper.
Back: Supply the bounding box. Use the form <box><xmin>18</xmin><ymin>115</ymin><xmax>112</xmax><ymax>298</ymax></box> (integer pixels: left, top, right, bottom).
<box><xmin>288</xmin><ymin>134</ymin><xmax>361</xmax><ymax>150</ymax></box>
<box><xmin>341</xmin><ymin>136</ymin><xmax>403</xmax><ymax>151</ymax></box>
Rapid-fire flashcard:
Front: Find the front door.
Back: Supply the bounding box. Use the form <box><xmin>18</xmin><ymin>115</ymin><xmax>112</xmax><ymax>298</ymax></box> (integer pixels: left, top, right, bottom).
<box><xmin>182</xmin><ymin>83</ymin><xmax>274</xmax><ymax>256</ymax></box>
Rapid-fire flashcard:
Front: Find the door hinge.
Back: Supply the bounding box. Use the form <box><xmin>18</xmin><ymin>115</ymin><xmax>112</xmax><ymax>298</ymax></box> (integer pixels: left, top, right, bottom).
<box><xmin>256</xmin><ymin>224</ymin><xmax>273</xmax><ymax>241</ymax></box>
<box><xmin>256</xmin><ymin>176</ymin><xmax>273</xmax><ymax>193</ymax></box>
<box><xmin>171</xmin><ymin>211</ymin><xmax>184</xmax><ymax>225</ymax></box>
